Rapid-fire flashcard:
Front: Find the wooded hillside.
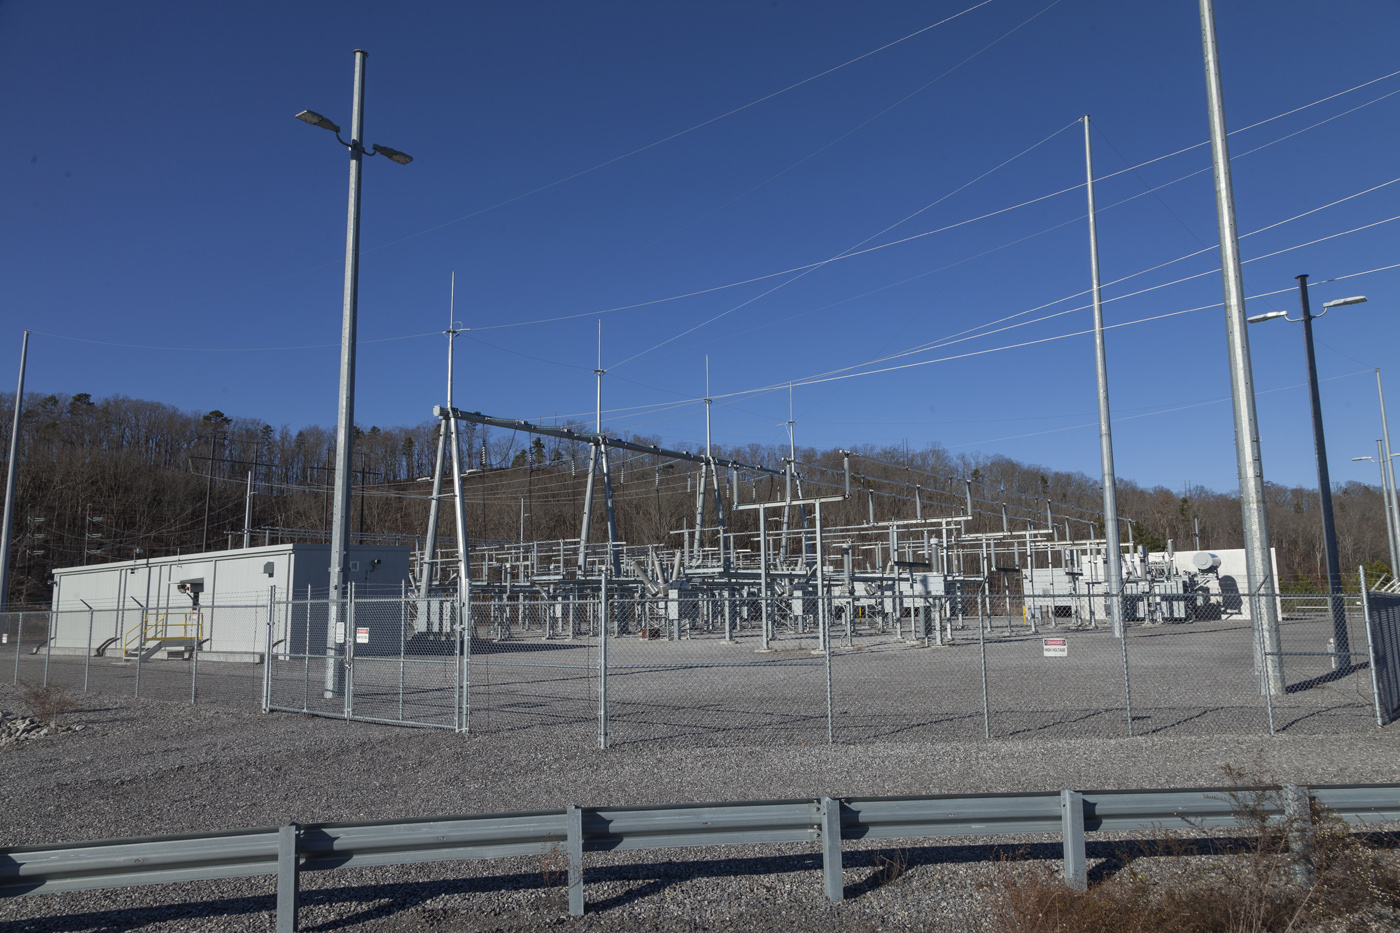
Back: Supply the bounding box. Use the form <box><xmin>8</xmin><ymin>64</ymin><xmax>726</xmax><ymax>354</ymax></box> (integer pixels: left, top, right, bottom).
<box><xmin>0</xmin><ymin>391</ymin><xmax>1390</xmax><ymax>606</ymax></box>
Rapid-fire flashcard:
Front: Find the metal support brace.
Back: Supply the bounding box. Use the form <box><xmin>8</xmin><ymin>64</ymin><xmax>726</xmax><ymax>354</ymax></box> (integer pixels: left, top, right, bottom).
<box><xmin>277</xmin><ymin>822</ymin><xmax>299</xmax><ymax>933</ymax></box>
<box><xmin>567</xmin><ymin>804</ymin><xmax>584</xmax><ymax>916</ymax></box>
<box><xmin>1061</xmin><ymin>789</ymin><xmax>1086</xmax><ymax>891</ymax></box>
<box><xmin>820</xmin><ymin>796</ymin><xmax>843</xmax><ymax>902</ymax></box>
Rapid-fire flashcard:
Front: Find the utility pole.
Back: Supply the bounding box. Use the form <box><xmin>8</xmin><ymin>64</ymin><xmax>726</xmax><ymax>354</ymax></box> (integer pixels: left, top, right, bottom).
<box><xmin>1199</xmin><ymin>0</ymin><xmax>1282</xmax><ymax>694</ymax></box>
<box><xmin>1377</xmin><ymin>371</ymin><xmax>1400</xmax><ymax>579</ymax></box>
<box><xmin>1294</xmin><ymin>275</ymin><xmax>1347</xmax><ymax>661</ymax></box>
<box><xmin>1083</xmin><ymin>115</ymin><xmax>1125</xmax><ymax>638</ymax></box>
<box><xmin>0</xmin><ymin>331</ymin><xmax>28</xmax><ymax>611</ymax></box>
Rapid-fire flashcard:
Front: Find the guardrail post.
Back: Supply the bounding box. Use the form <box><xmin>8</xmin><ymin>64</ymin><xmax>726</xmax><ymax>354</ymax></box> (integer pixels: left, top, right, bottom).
<box><xmin>1283</xmin><ymin>783</ymin><xmax>1315</xmax><ymax>886</ymax></box>
<box><xmin>277</xmin><ymin>821</ymin><xmax>300</xmax><ymax>933</ymax></box>
<box><xmin>1061</xmin><ymin>789</ymin><xmax>1086</xmax><ymax>891</ymax></box>
<box><xmin>566</xmin><ymin>804</ymin><xmax>585</xmax><ymax>916</ymax></box>
<box><xmin>820</xmin><ymin>796</ymin><xmax>844</xmax><ymax>902</ymax></box>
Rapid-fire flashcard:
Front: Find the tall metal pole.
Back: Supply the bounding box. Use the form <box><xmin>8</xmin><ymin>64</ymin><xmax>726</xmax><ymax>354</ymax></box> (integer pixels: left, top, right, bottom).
<box><xmin>326</xmin><ymin>49</ymin><xmax>367</xmax><ymax>698</ymax></box>
<box><xmin>418</xmin><ymin>413</ymin><xmax>448</xmax><ymax>599</ymax></box>
<box><xmin>0</xmin><ymin>331</ymin><xmax>29</xmax><ymax>611</ymax></box>
<box><xmin>1083</xmin><ymin>116</ymin><xmax>1124</xmax><ymax>639</ymax></box>
<box><xmin>446</xmin><ymin>327</ymin><xmax>470</xmax><ymax>606</ymax></box>
<box><xmin>1376</xmin><ymin>439</ymin><xmax>1399</xmax><ymax>577</ymax></box>
<box><xmin>1199</xmin><ymin>0</ymin><xmax>1282</xmax><ymax>693</ymax></box>
<box><xmin>242</xmin><ymin>470</ymin><xmax>254</xmax><ymax>549</ymax></box>
<box><xmin>1295</xmin><ymin>276</ymin><xmax>1347</xmax><ymax>659</ymax></box>
<box><xmin>1377</xmin><ymin>370</ymin><xmax>1400</xmax><ymax>578</ymax></box>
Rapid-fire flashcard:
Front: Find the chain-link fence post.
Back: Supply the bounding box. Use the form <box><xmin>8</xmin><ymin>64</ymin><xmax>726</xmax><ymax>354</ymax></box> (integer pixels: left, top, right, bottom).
<box><xmin>42</xmin><ymin>610</ymin><xmax>53</xmax><ymax>686</ymax></box>
<box><xmin>399</xmin><ymin>581</ymin><xmax>406</xmax><ymax>723</ymax></box>
<box><xmin>263</xmin><ymin>586</ymin><xmax>275</xmax><ymax>713</ymax></box>
<box><xmin>84</xmin><ymin>604</ymin><xmax>94</xmax><ymax>693</ymax></box>
<box><xmin>344</xmin><ymin>583</ymin><xmax>355</xmax><ymax>723</ymax></box>
<box><xmin>978</xmin><ymin>594</ymin><xmax>990</xmax><ymax>739</ymax></box>
<box><xmin>12</xmin><ymin>611</ymin><xmax>21</xmax><ymax>684</ymax></box>
<box><xmin>599</xmin><ymin>573</ymin><xmax>609</xmax><ymax>749</ymax></box>
<box><xmin>1118</xmin><ymin>580</ymin><xmax>1133</xmax><ymax>737</ymax></box>
<box><xmin>190</xmin><ymin>607</ymin><xmax>200</xmax><ymax>706</ymax></box>
<box><xmin>134</xmin><ymin>605</ymin><xmax>143</xmax><ymax>698</ymax></box>
<box><xmin>467</xmin><ymin>585</ymin><xmax>478</xmax><ymax>728</ymax></box>
<box><xmin>1257</xmin><ymin>610</ymin><xmax>1276</xmax><ymax>735</ymax></box>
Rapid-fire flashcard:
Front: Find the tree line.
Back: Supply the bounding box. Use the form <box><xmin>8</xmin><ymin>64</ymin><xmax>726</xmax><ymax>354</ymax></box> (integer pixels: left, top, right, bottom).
<box><xmin>0</xmin><ymin>391</ymin><xmax>1390</xmax><ymax>606</ymax></box>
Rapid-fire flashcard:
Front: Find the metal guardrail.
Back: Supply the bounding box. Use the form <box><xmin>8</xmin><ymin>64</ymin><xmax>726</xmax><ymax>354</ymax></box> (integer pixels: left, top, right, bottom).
<box><xmin>2</xmin><ymin>784</ymin><xmax>1397</xmax><ymax>931</ymax></box>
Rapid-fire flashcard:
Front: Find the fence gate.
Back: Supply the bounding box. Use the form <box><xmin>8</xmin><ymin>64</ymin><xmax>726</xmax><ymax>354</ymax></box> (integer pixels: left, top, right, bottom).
<box><xmin>264</xmin><ymin>595</ymin><xmax>465</xmax><ymax>730</ymax></box>
<box><xmin>1364</xmin><ymin>589</ymin><xmax>1400</xmax><ymax>725</ymax></box>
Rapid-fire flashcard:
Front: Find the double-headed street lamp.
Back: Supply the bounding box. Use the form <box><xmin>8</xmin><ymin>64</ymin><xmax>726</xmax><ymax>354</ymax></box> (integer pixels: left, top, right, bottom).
<box><xmin>1248</xmin><ymin>277</ymin><xmax>1366</xmax><ymax>665</ymax></box>
<box><xmin>297</xmin><ymin>49</ymin><xmax>412</xmax><ymax>698</ymax></box>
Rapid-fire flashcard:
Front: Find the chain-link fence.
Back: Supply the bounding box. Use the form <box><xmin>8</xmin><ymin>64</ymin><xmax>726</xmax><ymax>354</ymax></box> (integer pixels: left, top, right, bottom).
<box><xmin>4</xmin><ymin>584</ymin><xmax>1391</xmax><ymax>746</ymax></box>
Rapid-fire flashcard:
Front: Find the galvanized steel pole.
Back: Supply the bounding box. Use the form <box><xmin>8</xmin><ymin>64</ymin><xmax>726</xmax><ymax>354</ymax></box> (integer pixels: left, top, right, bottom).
<box><xmin>1199</xmin><ymin>0</ymin><xmax>1282</xmax><ymax>693</ymax></box>
<box><xmin>1082</xmin><ymin>116</ymin><xmax>1124</xmax><ymax>639</ymax></box>
<box><xmin>1377</xmin><ymin>370</ymin><xmax>1400</xmax><ymax>577</ymax></box>
<box><xmin>0</xmin><ymin>331</ymin><xmax>29</xmax><ymax>612</ymax></box>
<box><xmin>1375</xmin><ymin>440</ymin><xmax>1399</xmax><ymax>576</ymax></box>
<box><xmin>326</xmin><ymin>50</ymin><xmax>367</xmax><ymax>698</ymax></box>
<box><xmin>418</xmin><ymin>414</ymin><xmax>448</xmax><ymax>599</ymax></box>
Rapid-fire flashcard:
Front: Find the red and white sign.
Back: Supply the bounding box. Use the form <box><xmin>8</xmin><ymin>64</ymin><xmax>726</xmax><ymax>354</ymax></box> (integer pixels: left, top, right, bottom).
<box><xmin>1043</xmin><ymin>637</ymin><xmax>1067</xmax><ymax>657</ymax></box>
<box><xmin>355</xmin><ymin>627</ymin><xmax>370</xmax><ymax>645</ymax></box>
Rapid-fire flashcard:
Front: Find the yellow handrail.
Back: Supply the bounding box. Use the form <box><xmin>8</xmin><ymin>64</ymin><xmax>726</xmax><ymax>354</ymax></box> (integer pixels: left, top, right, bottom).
<box><xmin>121</xmin><ymin>611</ymin><xmax>204</xmax><ymax>656</ymax></box>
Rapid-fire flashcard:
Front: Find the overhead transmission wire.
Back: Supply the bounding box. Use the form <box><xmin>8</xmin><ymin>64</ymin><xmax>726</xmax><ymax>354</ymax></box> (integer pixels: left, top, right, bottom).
<box><xmin>32</xmin><ymin>68</ymin><xmax>1400</xmax><ymax>356</ymax></box>
<box><xmin>535</xmin><ymin>201</ymin><xmax>1400</xmax><ymax>428</ymax></box>
<box><xmin>466</xmin><ymin>69</ymin><xmax>1400</xmax><ymax>332</ymax></box>
<box><xmin>492</xmin><ymin>91</ymin><xmax>1400</xmax><ymax>375</ymax></box>
<box><xmin>88</xmin><ymin>3</ymin><xmax>1001</xmax><ymax>326</ymax></box>
<box><xmin>951</xmin><ymin>369</ymin><xmax>1378</xmax><ymax>450</ymax></box>
<box><xmin>608</xmin><ymin>115</ymin><xmax>1082</xmax><ymax>370</ymax></box>
<box><xmin>488</xmin><ymin>0</ymin><xmax>1052</xmax><ymax>322</ymax></box>
<box><xmin>615</xmin><ymin>91</ymin><xmax>1400</xmax><ymax>372</ymax></box>
<box><xmin>364</xmin><ymin>0</ymin><xmax>1002</xmax><ymax>254</ymax></box>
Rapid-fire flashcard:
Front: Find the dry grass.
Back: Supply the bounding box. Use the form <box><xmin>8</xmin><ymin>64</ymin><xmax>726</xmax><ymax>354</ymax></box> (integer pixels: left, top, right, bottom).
<box><xmin>990</xmin><ymin>772</ymin><xmax>1400</xmax><ymax>933</ymax></box>
<box><xmin>16</xmin><ymin>680</ymin><xmax>76</xmax><ymax>729</ymax></box>
<box><xmin>873</xmin><ymin>847</ymin><xmax>909</xmax><ymax>886</ymax></box>
<box><xmin>538</xmin><ymin>838</ymin><xmax>568</xmax><ymax>890</ymax></box>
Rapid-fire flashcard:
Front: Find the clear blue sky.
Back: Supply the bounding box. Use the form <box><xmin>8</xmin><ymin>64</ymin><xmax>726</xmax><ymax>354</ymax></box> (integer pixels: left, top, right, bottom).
<box><xmin>4</xmin><ymin>0</ymin><xmax>1398</xmax><ymax>495</ymax></box>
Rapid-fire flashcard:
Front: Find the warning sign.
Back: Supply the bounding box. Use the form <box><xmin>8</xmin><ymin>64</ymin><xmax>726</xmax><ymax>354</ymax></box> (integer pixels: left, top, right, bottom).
<box><xmin>355</xmin><ymin>627</ymin><xmax>370</xmax><ymax>645</ymax></box>
<box><xmin>1043</xmin><ymin>637</ymin><xmax>1067</xmax><ymax>657</ymax></box>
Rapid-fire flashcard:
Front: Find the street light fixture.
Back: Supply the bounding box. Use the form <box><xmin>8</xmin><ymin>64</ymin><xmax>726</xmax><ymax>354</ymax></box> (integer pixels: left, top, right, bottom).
<box><xmin>295</xmin><ymin>110</ymin><xmax>341</xmax><ymax>133</ymax></box>
<box><xmin>297</xmin><ymin>49</ymin><xmax>413</xmax><ymax>699</ymax></box>
<box><xmin>1249</xmin><ymin>277</ymin><xmax>1369</xmax><ymax>666</ymax></box>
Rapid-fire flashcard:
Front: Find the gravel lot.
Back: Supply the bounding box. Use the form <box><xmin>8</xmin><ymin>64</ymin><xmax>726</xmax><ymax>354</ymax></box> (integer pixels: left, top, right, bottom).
<box><xmin>1</xmin><ymin>681</ymin><xmax>1398</xmax><ymax>932</ymax></box>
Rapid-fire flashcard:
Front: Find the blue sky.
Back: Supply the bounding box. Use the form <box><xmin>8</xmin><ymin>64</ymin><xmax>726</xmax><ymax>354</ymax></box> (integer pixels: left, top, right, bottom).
<box><xmin>4</xmin><ymin>0</ymin><xmax>1398</xmax><ymax>495</ymax></box>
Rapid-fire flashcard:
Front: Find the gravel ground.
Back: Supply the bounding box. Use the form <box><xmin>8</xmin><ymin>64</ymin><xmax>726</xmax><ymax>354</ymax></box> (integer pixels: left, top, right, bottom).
<box><xmin>1</xmin><ymin>683</ymin><xmax>1397</xmax><ymax>932</ymax></box>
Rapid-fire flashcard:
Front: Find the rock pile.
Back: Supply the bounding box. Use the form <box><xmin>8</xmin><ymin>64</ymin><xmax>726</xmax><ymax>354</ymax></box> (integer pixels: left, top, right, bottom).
<box><xmin>0</xmin><ymin>711</ymin><xmax>81</xmax><ymax>746</ymax></box>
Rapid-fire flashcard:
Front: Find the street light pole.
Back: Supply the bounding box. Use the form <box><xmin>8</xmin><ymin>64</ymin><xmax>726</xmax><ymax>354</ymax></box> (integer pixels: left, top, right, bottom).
<box><xmin>1250</xmin><ymin>284</ymin><xmax>1367</xmax><ymax>662</ymax></box>
<box><xmin>328</xmin><ymin>49</ymin><xmax>367</xmax><ymax>619</ymax></box>
<box><xmin>297</xmin><ymin>50</ymin><xmax>413</xmax><ymax>699</ymax></box>
<box><xmin>1294</xmin><ymin>275</ymin><xmax>1348</xmax><ymax>662</ymax></box>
